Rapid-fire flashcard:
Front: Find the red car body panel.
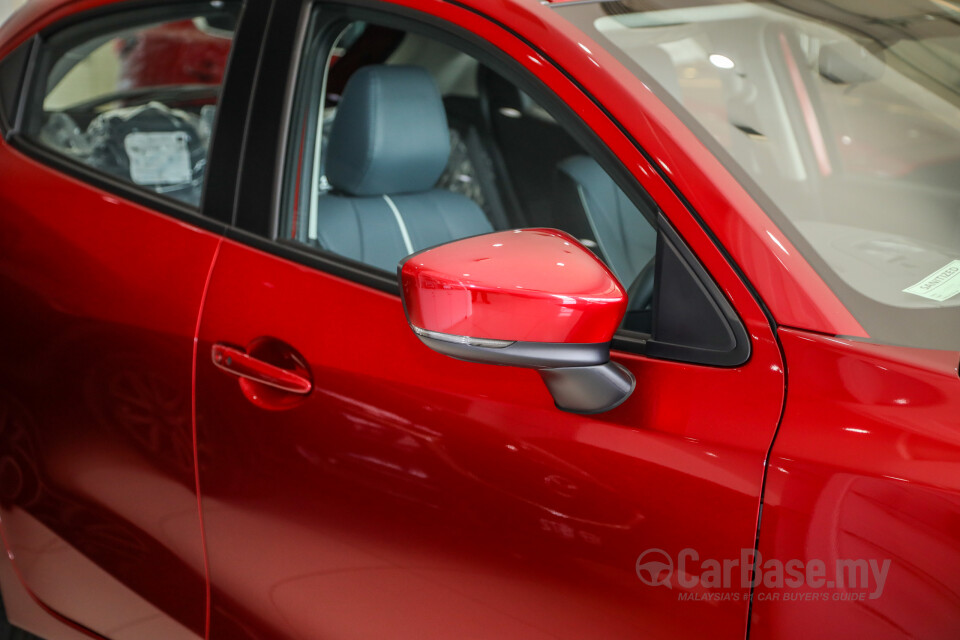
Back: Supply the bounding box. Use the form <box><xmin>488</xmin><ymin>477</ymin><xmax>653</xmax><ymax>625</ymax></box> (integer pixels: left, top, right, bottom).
<box><xmin>0</xmin><ymin>552</ymin><xmax>94</xmax><ymax>639</ymax></box>
<box><xmin>401</xmin><ymin>229</ymin><xmax>627</xmax><ymax>344</ymax></box>
<box><xmin>194</xmin><ymin>233</ymin><xmax>784</xmax><ymax>639</ymax></box>
<box><xmin>0</xmin><ymin>0</ymin><xmax>117</xmax><ymax>55</ymax></box>
<box><xmin>0</xmin><ymin>1</ymin><xmax>957</xmax><ymax>640</ymax></box>
<box><xmin>752</xmin><ymin>330</ymin><xmax>960</xmax><ymax>640</ymax></box>
<box><xmin>0</xmin><ymin>143</ymin><xmax>215</xmax><ymax>638</ymax></box>
<box><xmin>190</xmin><ymin>10</ymin><xmax>782</xmax><ymax>640</ymax></box>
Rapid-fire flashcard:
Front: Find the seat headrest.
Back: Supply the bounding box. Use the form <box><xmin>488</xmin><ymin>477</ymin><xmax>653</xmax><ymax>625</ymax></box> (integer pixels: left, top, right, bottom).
<box><xmin>326</xmin><ymin>65</ymin><xmax>451</xmax><ymax>196</ymax></box>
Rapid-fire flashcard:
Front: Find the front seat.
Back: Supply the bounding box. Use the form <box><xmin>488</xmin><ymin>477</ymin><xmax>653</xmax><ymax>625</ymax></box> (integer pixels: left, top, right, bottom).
<box><xmin>316</xmin><ymin>65</ymin><xmax>494</xmax><ymax>272</ymax></box>
<box><xmin>555</xmin><ymin>46</ymin><xmax>669</xmax><ymax>290</ymax></box>
<box><xmin>557</xmin><ymin>155</ymin><xmax>657</xmax><ymax>289</ymax></box>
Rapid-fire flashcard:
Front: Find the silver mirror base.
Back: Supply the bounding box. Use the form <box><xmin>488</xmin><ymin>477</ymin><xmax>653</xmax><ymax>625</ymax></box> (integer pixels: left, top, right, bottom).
<box><xmin>539</xmin><ymin>361</ymin><xmax>636</xmax><ymax>415</ymax></box>
<box><xmin>415</xmin><ymin>331</ymin><xmax>609</xmax><ymax>369</ymax></box>
<box><xmin>414</xmin><ymin>329</ymin><xmax>635</xmax><ymax>414</ymax></box>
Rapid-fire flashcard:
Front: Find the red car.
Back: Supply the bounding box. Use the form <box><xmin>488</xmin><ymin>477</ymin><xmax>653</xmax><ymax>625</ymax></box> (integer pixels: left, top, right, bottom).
<box><xmin>0</xmin><ymin>0</ymin><xmax>958</xmax><ymax>639</ymax></box>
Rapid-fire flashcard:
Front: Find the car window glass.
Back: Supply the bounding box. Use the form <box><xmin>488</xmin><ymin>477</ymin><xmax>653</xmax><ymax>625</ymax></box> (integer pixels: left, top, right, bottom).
<box><xmin>25</xmin><ymin>5</ymin><xmax>241</xmax><ymax>208</ymax></box>
<box><xmin>560</xmin><ymin>0</ymin><xmax>960</xmax><ymax>350</ymax></box>
<box><xmin>280</xmin><ymin>18</ymin><xmax>659</xmax><ymax>334</ymax></box>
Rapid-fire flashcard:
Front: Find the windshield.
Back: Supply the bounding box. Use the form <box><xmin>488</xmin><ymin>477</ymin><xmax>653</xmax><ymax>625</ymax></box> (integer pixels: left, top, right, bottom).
<box><xmin>557</xmin><ymin>0</ymin><xmax>960</xmax><ymax>351</ymax></box>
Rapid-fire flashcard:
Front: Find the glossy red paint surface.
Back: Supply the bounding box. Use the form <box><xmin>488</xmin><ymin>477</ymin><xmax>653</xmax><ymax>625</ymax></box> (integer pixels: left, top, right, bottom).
<box><xmin>0</xmin><ymin>0</ymin><xmax>119</xmax><ymax>55</ymax></box>
<box><xmin>0</xmin><ymin>139</ymin><xmax>213</xmax><ymax>638</ymax></box>
<box><xmin>751</xmin><ymin>329</ymin><xmax>960</xmax><ymax>640</ymax></box>
<box><xmin>401</xmin><ymin>229</ymin><xmax>626</xmax><ymax>344</ymax></box>
<box><xmin>194</xmin><ymin>232</ymin><xmax>784</xmax><ymax>640</ymax></box>
<box><xmin>0</xmin><ymin>1</ymin><xmax>958</xmax><ymax>640</ymax></box>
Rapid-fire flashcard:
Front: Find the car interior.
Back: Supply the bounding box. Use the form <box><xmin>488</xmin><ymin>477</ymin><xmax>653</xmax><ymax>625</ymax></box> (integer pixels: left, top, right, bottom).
<box><xmin>27</xmin><ymin>13</ymin><xmax>662</xmax><ymax>335</ymax></box>
<box><xmin>281</xmin><ymin>20</ymin><xmax>660</xmax><ymax>333</ymax></box>
<box><xmin>32</xmin><ymin>12</ymin><xmax>238</xmax><ymax>207</ymax></box>
<box><xmin>25</xmin><ymin>0</ymin><xmax>960</xmax><ymax>358</ymax></box>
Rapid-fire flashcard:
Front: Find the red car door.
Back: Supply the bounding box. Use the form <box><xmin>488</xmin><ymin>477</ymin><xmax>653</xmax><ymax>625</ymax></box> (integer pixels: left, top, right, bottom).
<box><xmin>0</xmin><ymin>0</ymin><xmax>265</xmax><ymax>637</ymax></box>
<box><xmin>193</xmin><ymin>2</ymin><xmax>784</xmax><ymax>639</ymax></box>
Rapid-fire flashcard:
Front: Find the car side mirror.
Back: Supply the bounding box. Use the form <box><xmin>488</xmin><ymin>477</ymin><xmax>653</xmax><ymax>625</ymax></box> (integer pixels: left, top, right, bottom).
<box><xmin>398</xmin><ymin>229</ymin><xmax>635</xmax><ymax>414</ymax></box>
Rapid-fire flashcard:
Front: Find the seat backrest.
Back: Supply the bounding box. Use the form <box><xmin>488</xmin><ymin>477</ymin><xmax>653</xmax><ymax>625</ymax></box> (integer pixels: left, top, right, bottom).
<box><xmin>558</xmin><ymin>155</ymin><xmax>657</xmax><ymax>287</ymax></box>
<box><xmin>316</xmin><ymin>65</ymin><xmax>492</xmax><ymax>270</ymax></box>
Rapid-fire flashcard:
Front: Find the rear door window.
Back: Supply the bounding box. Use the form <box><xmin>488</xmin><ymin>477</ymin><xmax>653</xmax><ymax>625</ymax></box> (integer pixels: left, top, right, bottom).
<box><xmin>24</xmin><ymin>3</ymin><xmax>241</xmax><ymax>207</ymax></box>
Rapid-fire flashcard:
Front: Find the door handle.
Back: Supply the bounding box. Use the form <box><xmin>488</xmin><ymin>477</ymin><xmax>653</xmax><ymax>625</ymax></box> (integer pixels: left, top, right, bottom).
<box><xmin>212</xmin><ymin>344</ymin><xmax>312</xmax><ymax>395</ymax></box>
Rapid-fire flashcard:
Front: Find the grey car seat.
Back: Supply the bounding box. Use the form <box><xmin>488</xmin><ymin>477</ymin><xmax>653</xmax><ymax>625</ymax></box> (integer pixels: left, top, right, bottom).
<box><xmin>557</xmin><ymin>155</ymin><xmax>657</xmax><ymax>290</ymax></box>
<box><xmin>316</xmin><ymin>65</ymin><xmax>494</xmax><ymax>272</ymax></box>
<box><xmin>554</xmin><ymin>46</ymin><xmax>671</xmax><ymax>292</ymax></box>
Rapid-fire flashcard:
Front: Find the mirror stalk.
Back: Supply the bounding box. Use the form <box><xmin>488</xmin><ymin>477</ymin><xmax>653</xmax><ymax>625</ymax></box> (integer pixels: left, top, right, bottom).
<box><xmin>400</xmin><ymin>229</ymin><xmax>635</xmax><ymax>414</ymax></box>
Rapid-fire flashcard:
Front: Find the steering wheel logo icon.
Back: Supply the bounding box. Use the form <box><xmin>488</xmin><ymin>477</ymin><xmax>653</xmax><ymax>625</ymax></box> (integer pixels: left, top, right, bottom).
<box><xmin>635</xmin><ymin>549</ymin><xmax>674</xmax><ymax>587</ymax></box>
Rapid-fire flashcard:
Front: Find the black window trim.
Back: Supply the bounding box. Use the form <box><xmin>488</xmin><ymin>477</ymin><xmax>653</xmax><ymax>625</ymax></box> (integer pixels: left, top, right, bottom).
<box><xmin>276</xmin><ymin>8</ymin><xmax>344</xmax><ymax>243</ymax></box>
<box><xmin>0</xmin><ymin>36</ymin><xmax>37</xmax><ymax>136</ymax></box>
<box><xmin>232</xmin><ymin>0</ymin><xmax>753</xmax><ymax>366</ymax></box>
<box><xmin>3</xmin><ymin>0</ymin><xmax>271</xmax><ymax>232</ymax></box>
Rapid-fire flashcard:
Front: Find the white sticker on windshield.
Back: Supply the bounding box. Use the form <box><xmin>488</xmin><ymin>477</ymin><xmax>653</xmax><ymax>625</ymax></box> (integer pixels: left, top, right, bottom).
<box><xmin>124</xmin><ymin>131</ymin><xmax>192</xmax><ymax>185</ymax></box>
<box><xmin>903</xmin><ymin>260</ymin><xmax>960</xmax><ymax>302</ymax></box>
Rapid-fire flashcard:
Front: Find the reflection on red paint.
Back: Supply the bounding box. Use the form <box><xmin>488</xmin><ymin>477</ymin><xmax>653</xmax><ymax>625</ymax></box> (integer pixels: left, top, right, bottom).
<box><xmin>401</xmin><ymin>229</ymin><xmax>626</xmax><ymax>343</ymax></box>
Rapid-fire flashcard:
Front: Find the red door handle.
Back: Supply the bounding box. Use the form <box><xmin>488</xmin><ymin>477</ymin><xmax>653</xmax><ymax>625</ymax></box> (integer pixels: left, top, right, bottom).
<box><xmin>212</xmin><ymin>344</ymin><xmax>312</xmax><ymax>395</ymax></box>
